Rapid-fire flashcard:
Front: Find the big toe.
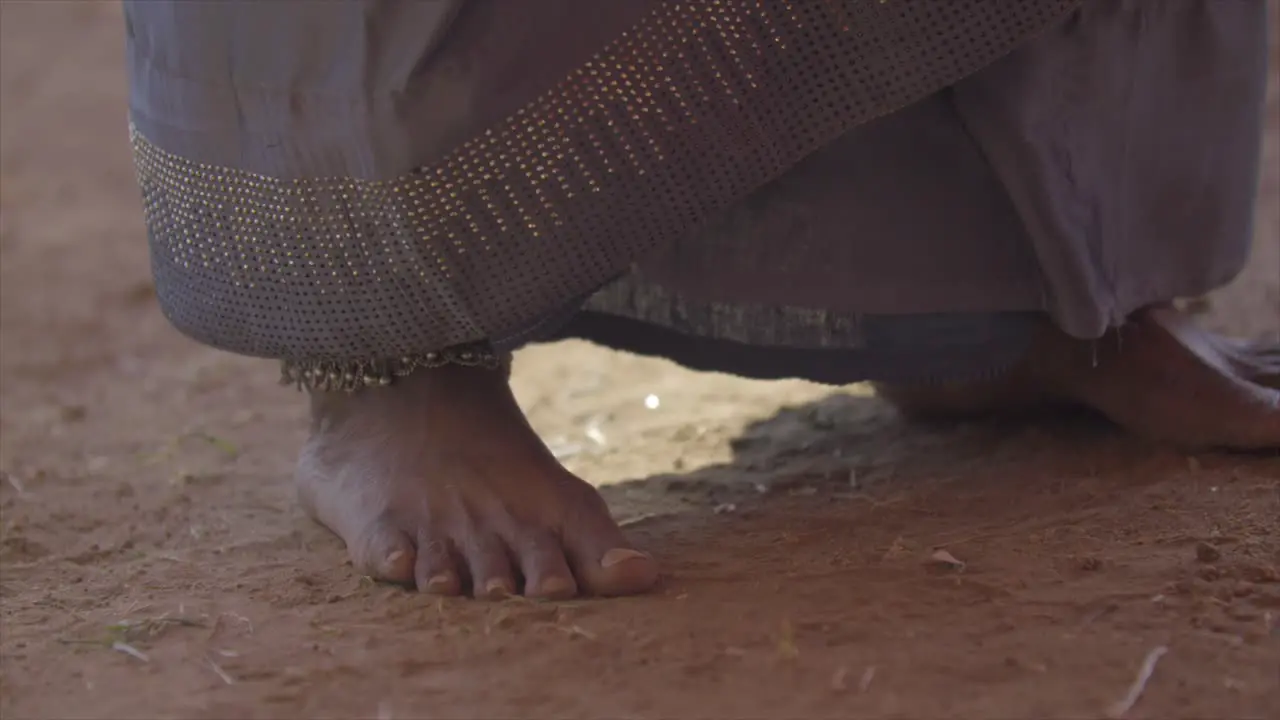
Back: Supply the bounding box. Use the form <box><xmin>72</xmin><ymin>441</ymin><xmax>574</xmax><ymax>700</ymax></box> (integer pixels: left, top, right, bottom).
<box><xmin>583</xmin><ymin>547</ymin><xmax>660</xmax><ymax>597</ymax></box>
<box><xmin>348</xmin><ymin>521</ymin><xmax>417</xmax><ymax>585</ymax></box>
<box><xmin>563</xmin><ymin>491</ymin><xmax>659</xmax><ymax>597</ymax></box>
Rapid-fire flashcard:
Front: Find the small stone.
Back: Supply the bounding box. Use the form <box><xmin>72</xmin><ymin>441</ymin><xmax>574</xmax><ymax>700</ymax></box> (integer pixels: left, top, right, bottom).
<box><xmin>1195</xmin><ymin>542</ymin><xmax>1221</xmax><ymax>563</ymax></box>
<box><xmin>1239</xmin><ymin>565</ymin><xmax>1278</xmax><ymax>584</ymax></box>
<box><xmin>1077</xmin><ymin>555</ymin><xmax>1103</xmax><ymax>572</ymax></box>
<box><xmin>928</xmin><ymin>548</ymin><xmax>966</xmax><ymax>570</ymax></box>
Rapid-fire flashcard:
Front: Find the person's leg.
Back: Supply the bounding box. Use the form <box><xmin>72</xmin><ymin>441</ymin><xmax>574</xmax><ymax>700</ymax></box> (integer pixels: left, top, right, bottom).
<box><xmin>294</xmin><ymin>361</ymin><xmax>658</xmax><ymax>599</ymax></box>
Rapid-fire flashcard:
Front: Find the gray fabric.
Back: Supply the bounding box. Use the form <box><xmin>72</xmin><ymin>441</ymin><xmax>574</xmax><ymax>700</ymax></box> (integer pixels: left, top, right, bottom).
<box><xmin>953</xmin><ymin>0</ymin><xmax>1267</xmax><ymax>337</ymax></box>
<box><xmin>590</xmin><ymin>0</ymin><xmax>1269</xmax><ymax>342</ymax></box>
<box><xmin>563</xmin><ymin>276</ymin><xmax>1042</xmax><ymax>386</ymax></box>
<box><xmin>126</xmin><ymin>0</ymin><xmax>646</xmax><ymax>180</ymax></box>
<box><xmin>123</xmin><ymin>0</ymin><xmax>1269</xmax><ymax>384</ymax></box>
<box><xmin>125</xmin><ymin>0</ymin><xmax>1086</xmax><ymax>366</ymax></box>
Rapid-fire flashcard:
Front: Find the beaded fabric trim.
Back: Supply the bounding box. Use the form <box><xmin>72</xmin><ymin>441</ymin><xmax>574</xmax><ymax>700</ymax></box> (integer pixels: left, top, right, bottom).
<box><xmin>280</xmin><ymin>344</ymin><xmax>511</xmax><ymax>393</ymax></box>
<box><xmin>133</xmin><ymin>0</ymin><xmax>1084</xmax><ymax>375</ymax></box>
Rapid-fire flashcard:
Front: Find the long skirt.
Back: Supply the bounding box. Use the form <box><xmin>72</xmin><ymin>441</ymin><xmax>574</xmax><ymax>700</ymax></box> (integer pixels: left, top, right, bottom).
<box><xmin>124</xmin><ymin>0</ymin><xmax>1270</xmax><ymax>387</ymax></box>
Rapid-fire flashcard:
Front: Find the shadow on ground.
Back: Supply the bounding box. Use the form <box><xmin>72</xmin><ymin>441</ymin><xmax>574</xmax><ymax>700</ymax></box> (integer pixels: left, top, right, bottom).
<box><xmin>596</xmin><ymin>387</ymin><xmax>1140</xmax><ymax>530</ymax></box>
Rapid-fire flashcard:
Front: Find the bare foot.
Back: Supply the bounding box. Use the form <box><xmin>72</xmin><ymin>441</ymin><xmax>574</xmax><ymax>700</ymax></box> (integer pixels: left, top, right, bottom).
<box><xmin>875</xmin><ymin>307</ymin><xmax>1280</xmax><ymax>450</ymax></box>
<box><xmin>295</xmin><ymin>365</ymin><xmax>659</xmax><ymax>599</ymax></box>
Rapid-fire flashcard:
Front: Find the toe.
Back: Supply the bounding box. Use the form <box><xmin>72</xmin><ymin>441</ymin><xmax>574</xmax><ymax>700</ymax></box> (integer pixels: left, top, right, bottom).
<box><xmin>1239</xmin><ymin>342</ymin><xmax>1280</xmax><ymax>387</ymax></box>
<box><xmin>462</xmin><ymin>534</ymin><xmax>518</xmax><ymax>600</ymax></box>
<box><xmin>1211</xmin><ymin>338</ymin><xmax>1280</xmax><ymax>386</ymax></box>
<box><xmin>349</xmin><ymin>522</ymin><xmax>416</xmax><ymax>585</ymax></box>
<box><xmin>1249</xmin><ymin>367</ymin><xmax>1280</xmax><ymax>390</ymax></box>
<box><xmin>512</xmin><ymin>529</ymin><xmax>578</xmax><ymax>600</ymax></box>
<box><xmin>562</xmin><ymin>488</ymin><xmax>659</xmax><ymax>597</ymax></box>
<box><xmin>414</xmin><ymin>532</ymin><xmax>463</xmax><ymax>596</ymax></box>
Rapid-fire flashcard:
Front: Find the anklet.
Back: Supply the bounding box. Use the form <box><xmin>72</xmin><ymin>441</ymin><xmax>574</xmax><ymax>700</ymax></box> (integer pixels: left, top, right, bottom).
<box><xmin>279</xmin><ymin>344</ymin><xmax>512</xmax><ymax>393</ymax></box>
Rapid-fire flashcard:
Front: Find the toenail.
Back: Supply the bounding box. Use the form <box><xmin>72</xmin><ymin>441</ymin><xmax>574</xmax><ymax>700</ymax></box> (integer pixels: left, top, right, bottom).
<box><xmin>600</xmin><ymin>548</ymin><xmax>650</xmax><ymax>568</ymax></box>
<box><xmin>425</xmin><ymin>573</ymin><xmax>455</xmax><ymax>593</ymax></box>
<box><xmin>483</xmin><ymin>578</ymin><xmax>512</xmax><ymax>598</ymax></box>
<box><xmin>385</xmin><ymin>550</ymin><xmax>406</xmax><ymax>565</ymax></box>
<box><xmin>535</xmin><ymin>575</ymin><xmax>575</xmax><ymax>597</ymax></box>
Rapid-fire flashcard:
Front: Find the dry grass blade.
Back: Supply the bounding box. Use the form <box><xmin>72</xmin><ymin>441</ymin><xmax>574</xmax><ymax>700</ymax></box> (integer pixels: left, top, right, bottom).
<box><xmin>557</xmin><ymin>624</ymin><xmax>598</xmax><ymax>641</ymax></box>
<box><xmin>1106</xmin><ymin>646</ymin><xmax>1168</xmax><ymax>719</ymax></box>
<box><xmin>108</xmin><ymin>615</ymin><xmax>206</xmax><ymax>643</ymax></box>
<box><xmin>206</xmin><ymin>655</ymin><xmax>235</xmax><ymax>685</ymax></box>
<box><xmin>60</xmin><ymin>613</ymin><xmax>207</xmax><ymax>652</ymax></box>
<box><xmin>143</xmin><ymin>431</ymin><xmax>240</xmax><ymax>465</ymax></box>
<box><xmin>619</xmin><ymin>512</ymin><xmax>672</xmax><ymax>528</ymax></box>
<box><xmin>830</xmin><ymin>666</ymin><xmax>849</xmax><ymax>692</ymax></box>
<box><xmin>3</xmin><ymin>471</ymin><xmax>28</xmax><ymax>495</ymax></box>
<box><xmin>777</xmin><ymin>618</ymin><xmax>799</xmax><ymax>660</ymax></box>
<box><xmin>111</xmin><ymin>641</ymin><xmax>149</xmax><ymax>663</ymax></box>
<box><xmin>859</xmin><ymin>666</ymin><xmax>877</xmax><ymax>693</ymax></box>
<box><xmin>188</xmin><ymin>431</ymin><xmax>239</xmax><ymax>457</ymax></box>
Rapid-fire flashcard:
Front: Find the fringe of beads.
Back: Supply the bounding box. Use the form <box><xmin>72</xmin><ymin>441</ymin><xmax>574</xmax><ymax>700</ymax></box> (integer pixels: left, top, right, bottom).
<box><xmin>279</xmin><ymin>344</ymin><xmax>510</xmax><ymax>392</ymax></box>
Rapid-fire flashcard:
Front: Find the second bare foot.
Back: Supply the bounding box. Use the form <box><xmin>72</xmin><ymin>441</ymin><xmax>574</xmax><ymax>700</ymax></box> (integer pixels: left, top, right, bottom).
<box><xmin>875</xmin><ymin>307</ymin><xmax>1280</xmax><ymax>450</ymax></box>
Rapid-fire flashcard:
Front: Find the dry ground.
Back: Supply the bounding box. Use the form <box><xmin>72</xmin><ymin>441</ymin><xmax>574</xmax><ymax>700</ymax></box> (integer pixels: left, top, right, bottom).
<box><xmin>1</xmin><ymin>2</ymin><xmax>1277</xmax><ymax>718</ymax></box>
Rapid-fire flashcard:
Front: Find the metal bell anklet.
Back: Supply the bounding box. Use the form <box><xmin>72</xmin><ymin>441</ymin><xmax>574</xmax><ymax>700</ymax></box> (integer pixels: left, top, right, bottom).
<box><xmin>279</xmin><ymin>345</ymin><xmax>510</xmax><ymax>393</ymax></box>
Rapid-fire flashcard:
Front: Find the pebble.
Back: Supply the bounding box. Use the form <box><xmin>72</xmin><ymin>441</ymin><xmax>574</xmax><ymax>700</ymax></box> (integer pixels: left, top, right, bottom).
<box><xmin>1195</xmin><ymin>541</ymin><xmax>1221</xmax><ymax>563</ymax></box>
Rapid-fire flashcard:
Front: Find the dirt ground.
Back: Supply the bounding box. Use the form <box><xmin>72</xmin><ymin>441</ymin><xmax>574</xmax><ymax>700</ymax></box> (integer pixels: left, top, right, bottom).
<box><xmin>1</xmin><ymin>3</ymin><xmax>1277</xmax><ymax>719</ymax></box>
